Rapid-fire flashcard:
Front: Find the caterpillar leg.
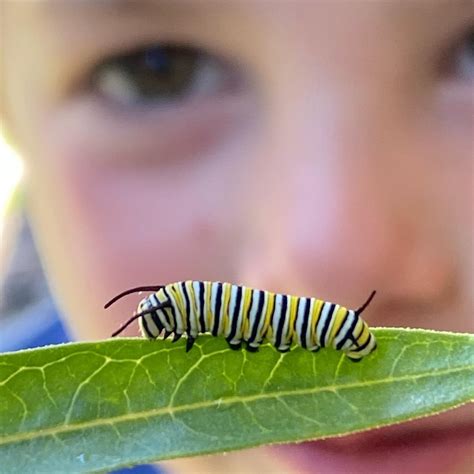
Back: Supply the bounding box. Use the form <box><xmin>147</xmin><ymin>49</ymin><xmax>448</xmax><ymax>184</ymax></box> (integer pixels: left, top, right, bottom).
<box><xmin>186</xmin><ymin>336</ymin><xmax>196</xmax><ymax>352</ymax></box>
<box><xmin>172</xmin><ymin>333</ymin><xmax>182</xmax><ymax>343</ymax></box>
<box><xmin>246</xmin><ymin>341</ymin><xmax>259</xmax><ymax>352</ymax></box>
<box><xmin>228</xmin><ymin>342</ymin><xmax>242</xmax><ymax>350</ymax></box>
<box><xmin>226</xmin><ymin>338</ymin><xmax>242</xmax><ymax>350</ymax></box>
<box><xmin>277</xmin><ymin>346</ymin><xmax>291</xmax><ymax>353</ymax></box>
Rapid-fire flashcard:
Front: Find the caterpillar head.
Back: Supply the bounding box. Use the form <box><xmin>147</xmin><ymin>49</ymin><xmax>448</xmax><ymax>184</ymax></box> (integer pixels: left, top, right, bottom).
<box><xmin>105</xmin><ymin>285</ymin><xmax>165</xmax><ymax>338</ymax></box>
<box><xmin>137</xmin><ymin>296</ymin><xmax>151</xmax><ymax>314</ymax></box>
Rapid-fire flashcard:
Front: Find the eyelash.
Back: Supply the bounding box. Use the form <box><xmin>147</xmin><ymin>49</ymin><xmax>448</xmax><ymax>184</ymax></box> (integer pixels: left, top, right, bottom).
<box><xmin>88</xmin><ymin>44</ymin><xmax>243</xmax><ymax>107</ymax></box>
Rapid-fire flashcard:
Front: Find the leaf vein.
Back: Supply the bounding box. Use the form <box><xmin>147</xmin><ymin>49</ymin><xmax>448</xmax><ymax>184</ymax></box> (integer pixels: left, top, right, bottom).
<box><xmin>1</xmin><ymin>364</ymin><xmax>472</xmax><ymax>447</ymax></box>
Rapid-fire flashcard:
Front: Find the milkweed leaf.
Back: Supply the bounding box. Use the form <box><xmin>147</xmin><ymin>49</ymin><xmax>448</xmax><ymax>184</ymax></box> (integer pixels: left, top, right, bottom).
<box><xmin>0</xmin><ymin>328</ymin><xmax>473</xmax><ymax>473</ymax></box>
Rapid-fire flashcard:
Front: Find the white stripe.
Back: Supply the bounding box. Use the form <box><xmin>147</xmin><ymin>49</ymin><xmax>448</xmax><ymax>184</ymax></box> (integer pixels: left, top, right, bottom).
<box><xmin>150</xmin><ymin>293</ymin><xmax>171</xmax><ymax>332</ymax></box>
<box><xmin>140</xmin><ymin>299</ymin><xmax>160</xmax><ymax>337</ymax></box>
<box><xmin>333</xmin><ymin>310</ymin><xmax>355</xmax><ymax>349</ymax></box>
<box><xmin>316</xmin><ymin>302</ymin><xmax>331</xmax><ymax>345</ymax></box>
<box><xmin>295</xmin><ymin>298</ymin><xmax>306</xmax><ymax>346</ymax></box>
<box><xmin>159</xmin><ymin>289</ymin><xmax>174</xmax><ymax>332</ymax></box>
<box><xmin>203</xmin><ymin>282</ymin><xmax>211</xmax><ymax>333</ymax></box>
<box><xmin>245</xmin><ymin>290</ymin><xmax>259</xmax><ymax>340</ymax></box>
<box><xmin>144</xmin><ymin>314</ymin><xmax>160</xmax><ymax>337</ymax></box>
<box><xmin>210</xmin><ymin>282</ymin><xmax>218</xmax><ymax>332</ymax></box>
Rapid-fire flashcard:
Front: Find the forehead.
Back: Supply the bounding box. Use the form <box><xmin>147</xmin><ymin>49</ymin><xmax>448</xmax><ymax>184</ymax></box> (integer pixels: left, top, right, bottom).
<box><xmin>18</xmin><ymin>0</ymin><xmax>474</xmax><ymax>22</ymax></box>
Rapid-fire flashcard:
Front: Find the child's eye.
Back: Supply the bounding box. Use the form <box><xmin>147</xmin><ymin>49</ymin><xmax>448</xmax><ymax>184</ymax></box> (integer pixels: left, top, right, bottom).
<box><xmin>449</xmin><ymin>27</ymin><xmax>474</xmax><ymax>82</ymax></box>
<box><xmin>88</xmin><ymin>44</ymin><xmax>241</xmax><ymax>106</ymax></box>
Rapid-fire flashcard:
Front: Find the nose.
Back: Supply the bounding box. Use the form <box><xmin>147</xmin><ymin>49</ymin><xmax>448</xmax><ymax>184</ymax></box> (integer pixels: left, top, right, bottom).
<box><xmin>240</xmin><ymin>88</ymin><xmax>456</xmax><ymax>324</ymax></box>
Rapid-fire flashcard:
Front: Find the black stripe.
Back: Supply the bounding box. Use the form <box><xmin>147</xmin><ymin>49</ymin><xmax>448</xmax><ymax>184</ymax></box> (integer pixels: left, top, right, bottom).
<box><xmin>151</xmin><ymin>293</ymin><xmax>170</xmax><ymax>327</ymax></box>
<box><xmin>333</xmin><ymin>310</ymin><xmax>350</xmax><ymax>345</ymax></box>
<box><xmin>141</xmin><ymin>316</ymin><xmax>155</xmax><ymax>339</ymax></box>
<box><xmin>275</xmin><ymin>294</ymin><xmax>288</xmax><ymax>348</ymax></box>
<box><xmin>312</xmin><ymin>301</ymin><xmax>325</xmax><ymax>346</ymax></box>
<box><xmin>244</xmin><ymin>290</ymin><xmax>254</xmax><ymax>339</ymax></box>
<box><xmin>320</xmin><ymin>303</ymin><xmax>336</xmax><ymax>348</ymax></box>
<box><xmin>181</xmin><ymin>282</ymin><xmax>192</xmax><ymax>335</ymax></box>
<box><xmin>198</xmin><ymin>281</ymin><xmax>206</xmax><ymax>332</ymax></box>
<box><xmin>249</xmin><ymin>290</ymin><xmax>265</xmax><ymax>343</ymax></box>
<box><xmin>335</xmin><ymin>312</ymin><xmax>358</xmax><ymax>350</ymax></box>
<box><xmin>162</xmin><ymin>287</ymin><xmax>177</xmax><ymax>332</ymax></box>
<box><xmin>151</xmin><ymin>312</ymin><xmax>164</xmax><ymax>334</ymax></box>
<box><xmin>212</xmin><ymin>283</ymin><xmax>223</xmax><ymax>336</ymax></box>
<box><xmin>352</xmin><ymin>333</ymin><xmax>373</xmax><ymax>353</ymax></box>
<box><xmin>227</xmin><ymin>285</ymin><xmax>243</xmax><ymax>342</ymax></box>
<box><xmin>268</xmin><ymin>294</ymin><xmax>276</xmax><ymax>326</ymax></box>
<box><xmin>300</xmin><ymin>298</ymin><xmax>311</xmax><ymax>349</ymax></box>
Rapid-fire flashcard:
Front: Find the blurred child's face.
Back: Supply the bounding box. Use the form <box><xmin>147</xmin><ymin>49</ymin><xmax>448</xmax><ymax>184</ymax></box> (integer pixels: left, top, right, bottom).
<box><xmin>3</xmin><ymin>2</ymin><xmax>473</xmax><ymax>473</ymax></box>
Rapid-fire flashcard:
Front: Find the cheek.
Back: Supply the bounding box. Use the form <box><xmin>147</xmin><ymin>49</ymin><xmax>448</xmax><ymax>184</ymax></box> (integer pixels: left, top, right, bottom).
<box><xmin>27</xmin><ymin>128</ymin><xmax>247</xmax><ymax>339</ymax></box>
<box><xmin>57</xmin><ymin>162</ymin><xmax>225</xmax><ymax>280</ymax></box>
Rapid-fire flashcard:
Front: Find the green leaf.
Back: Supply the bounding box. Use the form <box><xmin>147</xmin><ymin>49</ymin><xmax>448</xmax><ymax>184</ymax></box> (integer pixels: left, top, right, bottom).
<box><xmin>0</xmin><ymin>328</ymin><xmax>473</xmax><ymax>473</ymax></box>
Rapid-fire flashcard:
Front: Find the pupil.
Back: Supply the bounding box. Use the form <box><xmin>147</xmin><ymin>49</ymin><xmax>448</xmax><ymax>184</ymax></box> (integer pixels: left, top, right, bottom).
<box><xmin>144</xmin><ymin>47</ymin><xmax>171</xmax><ymax>73</ymax></box>
<box><xmin>132</xmin><ymin>45</ymin><xmax>198</xmax><ymax>100</ymax></box>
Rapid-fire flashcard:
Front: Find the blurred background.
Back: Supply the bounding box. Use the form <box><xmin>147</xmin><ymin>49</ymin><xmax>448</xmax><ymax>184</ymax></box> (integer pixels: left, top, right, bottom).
<box><xmin>0</xmin><ymin>132</ymin><xmax>71</xmax><ymax>352</ymax></box>
<box><xmin>0</xmin><ymin>131</ymin><xmax>162</xmax><ymax>473</ymax></box>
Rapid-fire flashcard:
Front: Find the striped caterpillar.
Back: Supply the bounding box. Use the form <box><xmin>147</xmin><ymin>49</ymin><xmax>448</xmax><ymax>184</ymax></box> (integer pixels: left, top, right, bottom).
<box><xmin>106</xmin><ymin>281</ymin><xmax>377</xmax><ymax>361</ymax></box>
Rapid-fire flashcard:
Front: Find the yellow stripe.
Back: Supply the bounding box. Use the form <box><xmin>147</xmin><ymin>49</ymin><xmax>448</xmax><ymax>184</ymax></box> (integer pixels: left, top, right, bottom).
<box><xmin>184</xmin><ymin>281</ymin><xmax>193</xmax><ymax>316</ymax></box>
<box><xmin>171</xmin><ymin>283</ymin><xmax>185</xmax><ymax>315</ymax></box>
<box><xmin>310</xmin><ymin>299</ymin><xmax>324</xmax><ymax>345</ymax></box>
<box><xmin>242</xmin><ymin>287</ymin><xmax>253</xmax><ymax>337</ymax></box>
<box><xmin>288</xmin><ymin>296</ymin><xmax>299</xmax><ymax>342</ymax></box>
<box><xmin>262</xmin><ymin>291</ymin><xmax>275</xmax><ymax>339</ymax></box>
<box><xmin>357</xmin><ymin>323</ymin><xmax>370</xmax><ymax>346</ymax></box>
<box><xmin>205</xmin><ymin>281</ymin><xmax>213</xmax><ymax>330</ymax></box>
<box><xmin>328</xmin><ymin>306</ymin><xmax>348</xmax><ymax>344</ymax></box>
<box><xmin>222</xmin><ymin>282</ymin><xmax>232</xmax><ymax>334</ymax></box>
<box><xmin>169</xmin><ymin>283</ymin><xmax>185</xmax><ymax>333</ymax></box>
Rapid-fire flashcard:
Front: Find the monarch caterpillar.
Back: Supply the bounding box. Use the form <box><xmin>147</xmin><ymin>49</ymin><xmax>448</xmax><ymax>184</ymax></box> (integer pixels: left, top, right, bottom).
<box><xmin>105</xmin><ymin>281</ymin><xmax>377</xmax><ymax>361</ymax></box>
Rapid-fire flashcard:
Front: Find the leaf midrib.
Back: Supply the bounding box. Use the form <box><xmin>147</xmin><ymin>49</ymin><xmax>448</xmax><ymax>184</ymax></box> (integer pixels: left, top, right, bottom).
<box><xmin>1</xmin><ymin>364</ymin><xmax>472</xmax><ymax>446</ymax></box>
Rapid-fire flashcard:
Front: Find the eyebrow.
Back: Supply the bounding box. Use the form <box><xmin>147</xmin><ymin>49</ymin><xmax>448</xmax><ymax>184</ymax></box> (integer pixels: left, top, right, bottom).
<box><xmin>41</xmin><ymin>0</ymin><xmax>164</xmax><ymax>16</ymax></box>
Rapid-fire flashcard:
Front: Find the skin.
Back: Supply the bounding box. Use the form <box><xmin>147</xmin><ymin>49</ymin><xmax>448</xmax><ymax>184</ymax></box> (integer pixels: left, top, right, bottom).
<box><xmin>2</xmin><ymin>1</ymin><xmax>473</xmax><ymax>473</ymax></box>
